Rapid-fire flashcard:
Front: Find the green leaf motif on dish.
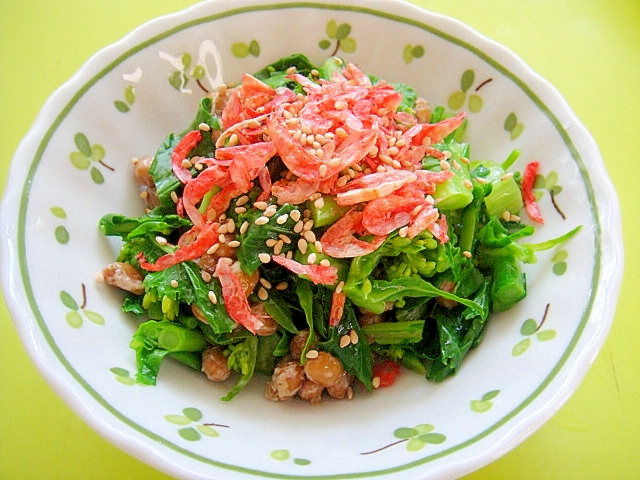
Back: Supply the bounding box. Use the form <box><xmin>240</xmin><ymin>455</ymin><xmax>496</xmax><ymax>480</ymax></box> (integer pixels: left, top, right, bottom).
<box><xmin>110</xmin><ymin>367</ymin><xmax>136</xmax><ymax>386</ymax></box>
<box><xmin>69</xmin><ymin>133</ymin><xmax>112</xmax><ymax>185</ymax></box>
<box><xmin>402</xmin><ymin>44</ymin><xmax>425</xmax><ymax>64</ymax></box>
<box><xmin>115</xmin><ymin>85</ymin><xmax>136</xmax><ymax>113</ymax></box>
<box><xmin>504</xmin><ymin>112</ymin><xmax>524</xmax><ymax>139</ymax></box>
<box><xmin>164</xmin><ymin>407</ymin><xmax>225</xmax><ymax>442</ymax></box>
<box><xmin>231</xmin><ymin>40</ymin><xmax>261</xmax><ymax>58</ymax></box>
<box><xmin>50</xmin><ymin>207</ymin><xmax>70</xmax><ymax>244</ymax></box>
<box><xmin>532</xmin><ymin>169</ymin><xmax>568</xmax><ymax>222</ymax></box>
<box><xmin>270</xmin><ymin>449</ymin><xmax>311</xmax><ymax>466</ymax></box>
<box><xmin>470</xmin><ymin>389</ymin><xmax>500</xmax><ymax>412</ymax></box>
<box><xmin>60</xmin><ymin>284</ymin><xmax>105</xmax><ymax>328</ymax></box>
<box><xmin>161</xmin><ymin>43</ymin><xmax>219</xmax><ymax>94</ymax></box>
<box><xmin>362</xmin><ymin>423</ymin><xmax>446</xmax><ymax>455</ymax></box>
<box><xmin>512</xmin><ymin>304</ymin><xmax>556</xmax><ymax>356</ymax></box>
<box><xmin>447</xmin><ymin>69</ymin><xmax>490</xmax><ymax>113</ymax></box>
<box><xmin>319</xmin><ymin>20</ymin><xmax>356</xmax><ymax>56</ymax></box>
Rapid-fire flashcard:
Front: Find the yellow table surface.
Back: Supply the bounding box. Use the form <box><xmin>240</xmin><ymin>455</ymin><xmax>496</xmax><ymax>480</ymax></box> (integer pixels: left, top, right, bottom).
<box><xmin>1</xmin><ymin>1</ymin><xmax>638</xmax><ymax>479</ymax></box>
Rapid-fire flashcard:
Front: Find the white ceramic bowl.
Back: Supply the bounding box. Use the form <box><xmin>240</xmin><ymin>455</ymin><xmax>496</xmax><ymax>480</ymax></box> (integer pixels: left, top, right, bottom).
<box><xmin>0</xmin><ymin>1</ymin><xmax>623</xmax><ymax>479</ymax></box>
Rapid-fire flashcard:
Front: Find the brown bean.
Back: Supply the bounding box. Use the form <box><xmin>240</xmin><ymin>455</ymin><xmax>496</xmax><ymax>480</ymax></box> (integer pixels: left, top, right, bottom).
<box><xmin>326</xmin><ymin>371</ymin><xmax>353</xmax><ymax>400</ymax></box>
<box><xmin>268</xmin><ymin>361</ymin><xmax>304</xmax><ymax>400</ymax></box>
<box><xmin>133</xmin><ymin>155</ymin><xmax>155</xmax><ymax>187</ymax></box>
<box><xmin>201</xmin><ymin>346</ymin><xmax>231</xmax><ymax>382</ymax></box>
<box><xmin>101</xmin><ymin>262</ymin><xmax>144</xmax><ymax>295</ymax></box>
<box><xmin>303</xmin><ymin>351</ymin><xmax>344</xmax><ymax>388</ymax></box>
<box><xmin>297</xmin><ymin>379</ymin><xmax>324</xmax><ymax>405</ymax></box>
<box><xmin>289</xmin><ymin>329</ymin><xmax>310</xmax><ymax>360</ymax></box>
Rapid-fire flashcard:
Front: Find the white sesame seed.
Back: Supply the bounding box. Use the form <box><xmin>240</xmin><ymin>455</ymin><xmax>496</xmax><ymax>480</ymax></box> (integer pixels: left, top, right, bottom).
<box><xmin>258</xmin><ymin>252</ymin><xmax>271</xmax><ymax>264</ymax></box>
<box><xmin>239</xmin><ymin>221</ymin><xmax>249</xmax><ymax>235</ymax></box>
<box><xmin>276</xmin><ymin>213</ymin><xmax>289</xmax><ymax>225</ymax></box>
<box><xmin>273</xmin><ymin>239</ymin><xmax>284</xmax><ymax>255</ymax></box>
<box><xmin>372</xmin><ymin>377</ymin><xmax>381</xmax><ymax>389</ymax></box>
<box><xmin>462</xmin><ymin>250</ymin><xmax>473</xmax><ymax>258</ymax></box>
<box><xmin>293</xmin><ymin>220</ymin><xmax>304</xmax><ymax>233</ymax></box>
<box><xmin>290</xmin><ymin>210</ymin><xmax>301</xmax><ymax>222</ymax></box>
<box><xmin>340</xmin><ymin>335</ymin><xmax>351</xmax><ymax>348</ymax></box>
<box><xmin>502</xmin><ymin>210</ymin><xmax>512</xmax><ymax>222</ymax></box>
<box><xmin>254</xmin><ymin>201</ymin><xmax>269</xmax><ymax>210</ymax></box>
<box><xmin>501</xmin><ymin>172</ymin><xmax>514</xmax><ymax>181</ymax></box>
<box><xmin>259</xmin><ymin>277</ymin><xmax>272</xmax><ymax>289</ymax></box>
<box><xmin>258</xmin><ymin>287</ymin><xmax>269</xmax><ymax>301</ymax></box>
<box><xmin>305</xmin><ymin>349</ymin><xmax>319</xmax><ymax>359</ymax></box>
<box><xmin>278</xmin><ymin>233</ymin><xmax>292</xmax><ymax>244</ymax></box>
<box><xmin>511</xmin><ymin>214</ymin><xmax>521</xmax><ymax>222</ymax></box>
<box><xmin>298</xmin><ymin>238</ymin><xmax>308</xmax><ymax>255</ymax></box>
<box><xmin>206</xmin><ymin>243</ymin><xmax>220</xmax><ymax>255</ymax></box>
<box><xmin>254</xmin><ymin>216</ymin><xmax>269</xmax><ymax>225</ymax></box>
<box><xmin>234</xmin><ymin>206</ymin><xmax>247</xmax><ymax>215</ymax></box>
<box><xmin>227</xmin><ymin>218</ymin><xmax>236</xmax><ymax>233</ymax></box>
<box><xmin>218</xmin><ymin>223</ymin><xmax>229</xmax><ymax>234</ymax></box>
<box><xmin>201</xmin><ymin>271</ymin><xmax>212</xmax><ymax>283</ymax></box>
<box><xmin>307</xmin><ymin>252</ymin><xmax>317</xmax><ymax>264</ymax></box>
<box><xmin>319</xmin><ymin>164</ymin><xmax>328</xmax><ymax>178</ymax></box>
<box><xmin>227</xmin><ymin>240</ymin><xmax>241</xmax><ymax>248</ymax></box>
<box><xmin>319</xmin><ymin>259</ymin><xmax>331</xmax><ymax>267</ymax></box>
<box><xmin>303</xmin><ymin>219</ymin><xmax>314</xmax><ymax>231</ymax></box>
<box><xmin>349</xmin><ymin>329</ymin><xmax>359</xmax><ymax>344</ymax></box>
<box><xmin>228</xmin><ymin>133</ymin><xmax>239</xmax><ymax>147</ymax></box>
<box><xmin>314</xmin><ymin>196</ymin><xmax>325</xmax><ymax>209</ymax></box>
<box><xmin>335</xmin><ymin>280</ymin><xmax>345</xmax><ymax>294</ymax></box>
<box><xmin>208</xmin><ymin>291</ymin><xmax>218</xmax><ymax>304</ymax></box>
<box><xmin>170</xmin><ymin>279</ymin><xmax>179</xmax><ymax>288</ymax></box>
<box><xmin>335</xmin><ymin>127</ymin><xmax>348</xmax><ymax>138</ymax></box>
<box><xmin>218</xmin><ymin>234</ymin><xmax>227</xmax><ymax>244</ymax></box>
<box><xmin>155</xmin><ymin>236</ymin><xmax>168</xmax><ymax>245</ymax></box>
<box><xmin>314</xmin><ymin>240</ymin><xmax>323</xmax><ymax>254</ymax></box>
<box><xmin>198</xmin><ymin>122</ymin><xmax>211</xmax><ymax>132</ymax></box>
<box><xmin>304</xmin><ymin>230</ymin><xmax>316</xmax><ymax>243</ymax></box>
<box><xmin>266</xmin><ymin>238</ymin><xmax>278</xmax><ymax>247</ymax></box>
<box><xmin>475</xmin><ymin>177</ymin><xmax>488</xmax><ymax>184</ymax></box>
<box><xmin>398</xmin><ymin>226</ymin><xmax>408</xmax><ymax>238</ymax></box>
<box><xmin>440</xmin><ymin>159</ymin><xmax>451</xmax><ymax>170</ymax></box>
<box><xmin>460</xmin><ymin>156</ymin><xmax>471</xmax><ymax>164</ymax></box>
<box><xmin>170</xmin><ymin>191</ymin><xmax>179</xmax><ymax>204</ymax></box>
<box><xmin>236</xmin><ymin>195</ymin><xmax>250</xmax><ymax>206</ymax></box>
<box><xmin>264</xmin><ymin>207</ymin><xmax>277</xmax><ymax>218</ymax></box>
<box><xmin>463</xmin><ymin>179</ymin><xmax>474</xmax><ymax>189</ymax></box>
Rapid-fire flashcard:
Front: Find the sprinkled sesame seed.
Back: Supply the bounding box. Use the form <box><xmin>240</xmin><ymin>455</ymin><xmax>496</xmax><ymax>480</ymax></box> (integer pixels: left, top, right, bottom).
<box><xmin>255</xmin><ymin>216</ymin><xmax>269</xmax><ymax>225</ymax></box>
<box><xmin>398</xmin><ymin>226</ymin><xmax>408</xmax><ymax>237</ymax></box>
<box><xmin>335</xmin><ymin>127</ymin><xmax>348</xmax><ymax>138</ymax></box>
<box><xmin>258</xmin><ymin>252</ymin><xmax>271</xmax><ymax>264</ymax></box>
<box><xmin>301</xmin><ymin>124</ymin><xmax>312</xmax><ymax>135</ymax></box>
<box><xmin>286</xmin><ymin>66</ymin><xmax>297</xmax><ymax>74</ymax></box>
<box><xmin>314</xmin><ymin>196</ymin><xmax>325</xmax><ymax>209</ymax></box>
<box><xmin>303</xmin><ymin>219</ymin><xmax>314</xmax><ymax>231</ymax></box>
<box><xmin>257</xmin><ymin>287</ymin><xmax>269</xmax><ymax>301</ymax></box>
<box><xmin>278</xmin><ymin>233</ymin><xmax>292</xmax><ymax>244</ymax></box>
<box><xmin>181</xmin><ymin>159</ymin><xmax>192</xmax><ymax>169</ymax></box>
<box><xmin>218</xmin><ymin>234</ymin><xmax>227</xmax><ymax>244</ymax></box>
<box><xmin>201</xmin><ymin>271</ymin><xmax>212</xmax><ymax>283</ymax></box>
<box><xmin>475</xmin><ymin>177</ymin><xmax>489</xmax><ymax>184</ymax></box>
<box><xmin>379</xmin><ymin>154</ymin><xmax>393</xmax><ymax>165</ymax></box>
<box><xmin>307</xmin><ymin>252</ymin><xmax>317</xmax><ymax>264</ymax></box>
<box><xmin>236</xmin><ymin>195</ymin><xmax>250</xmax><ymax>206</ymax></box>
<box><xmin>293</xmin><ymin>220</ymin><xmax>304</xmax><ymax>233</ymax></box>
<box><xmin>340</xmin><ymin>335</ymin><xmax>351</xmax><ymax>348</ymax></box>
<box><xmin>460</xmin><ymin>156</ymin><xmax>471</xmax><ymax>164</ymax></box>
<box><xmin>421</xmin><ymin>136</ymin><xmax>432</xmax><ymax>147</ymax></box>
<box><xmin>273</xmin><ymin>239</ymin><xmax>284</xmax><ymax>255</ymax></box>
<box><xmin>234</xmin><ymin>206</ymin><xmax>247</xmax><ymax>215</ymax></box>
<box><xmin>208</xmin><ymin>291</ymin><xmax>218</xmax><ymax>304</ymax></box>
<box><xmin>395</xmin><ymin>138</ymin><xmax>407</xmax><ymax>147</ymax></box>
<box><xmin>155</xmin><ymin>236</ymin><xmax>168</xmax><ymax>245</ymax></box>
<box><xmin>227</xmin><ymin>240</ymin><xmax>241</xmax><ymax>248</ymax></box>
<box><xmin>319</xmin><ymin>164</ymin><xmax>328</xmax><ymax>178</ymax></box>
<box><xmin>392</xmin><ymin>160</ymin><xmax>402</xmax><ymax>169</ymax></box>
<box><xmin>502</xmin><ymin>210</ymin><xmax>512</xmax><ymax>222</ymax></box>
<box><xmin>314</xmin><ymin>241</ymin><xmax>323</xmax><ymax>254</ymax></box>
<box><xmin>218</xmin><ymin>223</ymin><xmax>229</xmax><ymax>234</ymax></box>
<box><xmin>228</xmin><ymin>133</ymin><xmax>238</xmax><ymax>147</ymax></box>
<box><xmin>305</xmin><ymin>349</ymin><xmax>319</xmax><ymax>359</ymax></box>
<box><xmin>387</xmin><ymin>146</ymin><xmax>399</xmax><ymax>156</ymax></box>
<box><xmin>298</xmin><ymin>238</ymin><xmax>308</xmax><ymax>255</ymax></box>
<box><xmin>276</xmin><ymin>213</ymin><xmax>289</xmax><ymax>225</ymax></box>
<box><xmin>372</xmin><ymin>377</ymin><xmax>381</xmax><ymax>389</ymax></box>
<box><xmin>452</xmin><ymin>159</ymin><xmax>461</xmax><ymax>170</ymax></box>
<box><xmin>462</xmin><ymin>250</ymin><xmax>473</xmax><ymax>258</ymax></box>
<box><xmin>219</xmin><ymin>256</ymin><xmax>234</xmax><ymax>266</ymax></box>
<box><xmin>239</xmin><ymin>221</ymin><xmax>249</xmax><ymax>235</ymax></box>
<box><xmin>259</xmin><ymin>277</ymin><xmax>272</xmax><ymax>289</ymax></box>
<box><xmin>254</xmin><ymin>201</ymin><xmax>268</xmax><ymax>210</ymax></box>
<box><xmin>227</xmin><ymin>218</ymin><xmax>236</xmax><ymax>232</ymax></box>
<box><xmin>207</xmin><ymin>243</ymin><xmax>220</xmax><ymax>255</ymax></box>
<box><xmin>170</xmin><ymin>279</ymin><xmax>179</xmax><ymax>288</ymax></box>
<box><xmin>501</xmin><ymin>172</ymin><xmax>514</xmax><ymax>181</ymax></box>
<box><xmin>198</xmin><ymin>122</ymin><xmax>211</xmax><ymax>132</ymax></box>
<box><xmin>275</xmin><ymin>282</ymin><xmax>289</xmax><ymax>291</ymax></box>
<box><xmin>440</xmin><ymin>159</ymin><xmax>451</xmax><ymax>170</ymax></box>
<box><xmin>349</xmin><ymin>329</ymin><xmax>359</xmax><ymax>344</ymax></box>
<box><xmin>511</xmin><ymin>214</ymin><xmax>521</xmax><ymax>221</ymax></box>
<box><xmin>319</xmin><ymin>258</ymin><xmax>331</xmax><ymax>267</ymax></box>
<box><xmin>170</xmin><ymin>191</ymin><xmax>179</xmax><ymax>204</ymax></box>
<box><xmin>266</xmin><ymin>238</ymin><xmax>278</xmax><ymax>248</ymax></box>
<box><xmin>336</xmin><ymin>175</ymin><xmax>349</xmax><ymax>187</ymax></box>
<box><xmin>303</xmin><ymin>230</ymin><xmax>316</xmax><ymax>243</ymax></box>
<box><xmin>264</xmin><ymin>207</ymin><xmax>277</xmax><ymax>218</ymax></box>
<box><xmin>290</xmin><ymin>210</ymin><xmax>301</xmax><ymax>222</ymax></box>
<box><xmin>463</xmin><ymin>179</ymin><xmax>474</xmax><ymax>189</ymax></box>
<box><xmin>376</xmin><ymin>165</ymin><xmax>387</xmax><ymax>173</ymax></box>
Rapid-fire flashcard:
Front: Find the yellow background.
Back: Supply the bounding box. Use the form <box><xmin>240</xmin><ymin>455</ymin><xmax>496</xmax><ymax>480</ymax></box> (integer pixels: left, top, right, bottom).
<box><xmin>0</xmin><ymin>1</ymin><xmax>638</xmax><ymax>478</ymax></box>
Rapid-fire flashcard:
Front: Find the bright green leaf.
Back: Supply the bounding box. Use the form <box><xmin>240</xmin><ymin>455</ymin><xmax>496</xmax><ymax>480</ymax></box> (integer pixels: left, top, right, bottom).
<box><xmin>55</xmin><ymin>225</ymin><xmax>69</xmax><ymax>244</ymax></box>
<box><xmin>65</xmin><ymin>310</ymin><xmax>83</xmax><ymax>328</ymax></box>
<box><xmin>340</xmin><ymin>37</ymin><xmax>356</xmax><ymax>53</ymax></box>
<box><xmin>461</xmin><ymin>69</ymin><xmax>475</xmax><ymax>92</ymax></box>
<box><xmin>70</xmin><ymin>151</ymin><xmax>90</xmax><ymax>170</ymax></box>
<box><xmin>60</xmin><ymin>291</ymin><xmax>78</xmax><ymax>310</ymax></box>
<box><xmin>178</xmin><ymin>427</ymin><xmax>200</xmax><ymax>441</ymax></box>
<box><xmin>512</xmin><ymin>337</ymin><xmax>531</xmax><ymax>356</ymax></box>
<box><xmin>183</xmin><ymin>407</ymin><xmax>203</xmax><ymax>422</ymax></box>
<box><xmin>83</xmin><ymin>310</ymin><xmax>105</xmax><ymax>325</ymax></box>
<box><xmin>74</xmin><ymin>132</ymin><xmax>92</xmax><ymax>156</ymax></box>
<box><xmin>164</xmin><ymin>414</ymin><xmax>192</xmax><ymax>426</ymax></box>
